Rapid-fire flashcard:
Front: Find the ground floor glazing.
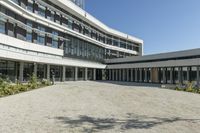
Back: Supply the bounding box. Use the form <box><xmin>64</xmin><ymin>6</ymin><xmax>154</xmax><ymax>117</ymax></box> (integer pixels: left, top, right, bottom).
<box><xmin>0</xmin><ymin>59</ymin><xmax>101</xmax><ymax>82</ymax></box>
<box><xmin>106</xmin><ymin>67</ymin><xmax>200</xmax><ymax>85</ymax></box>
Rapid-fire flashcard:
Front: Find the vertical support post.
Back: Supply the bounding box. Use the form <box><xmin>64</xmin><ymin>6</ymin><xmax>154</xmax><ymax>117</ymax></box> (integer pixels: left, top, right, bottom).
<box><xmin>144</xmin><ymin>68</ymin><xmax>147</xmax><ymax>82</ymax></box>
<box><xmin>47</xmin><ymin>64</ymin><xmax>50</xmax><ymax>81</ymax></box>
<box><xmin>178</xmin><ymin>67</ymin><xmax>182</xmax><ymax>84</ymax></box>
<box><xmin>112</xmin><ymin>69</ymin><xmax>115</xmax><ymax>81</ymax></box>
<box><xmin>116</xmin><ymin>69</ymin><xmax>118</xmax><ymax>81</ymax></box>
<box><xmin>85</xmin><ymin>68</ymin><xmax>88</xmax><ymax>81</ymax></box>
<box><xmin>170</xmin><ymin>68</ymin><xmax>173</xmax><ymax>84</ymax></box>
<box><xmin>123</xmin><ymin>69</ymin><xmax>126</xmax><ymax>81</ymax></box>
<box><xmin>130</xmin><ymin>69</ymin><xmax>133</xmax><ymax>82</ymax></box>
<box><xmin>127</xmin><ymin>69</ymin><xmax>129</xmax><ymax>82</ymax></box>
<box><xmin>135</xmin><ymin>68</ymin><xmax>138</xmax><ymax>82</ymax></box>
<box><xmin>75</xmin><ymin>67</ymin><xmax>78</xmax><ymax>81</ymax></box>
<box><xmin>34</xmin><ymin>63</ymin><xmax>37</xmax><ymax>77</ymax></box>
<box><xmin>187</xmin><ymin>67</ymin><xmax>190</xmax><ymax>83</ymax></box>
<box><xmin>93</xmin><ymin>68</ymin><xmax>96</xmax><ymax>80</ymax></box>
<box><xmin>19</xmin><ymin>62</ymin><xmax>24</xmax><ymax>82</ymax></box>
<box><xmin>197</xmin><ymin>66</ymin><xmax>199</xmax><ymax>86</ymax></box>
<box><xmin>109</xmin><ymin>69</ymin><xmax>112</xmax><ymax>80</ymax></box>
<box><xmin>140</xmin><ymin>68</ymin><xmax>142</xmax><ymax>82</ymax></box>
<box><xmin>150</xmin><ymin>68</ymin><xmax>153</xmax><ymax>83</ymax></box>
<box><xmin>119</xmin><ymin>69</ymin><xmax>122</xmax><ymax>81</ymax></box>
<box><xmin>163</xmin><ymin>68</ymin><xmax>166</xmax><ymax>84</ymax></box>
<box><xmin>62</xmin><ymin>66</ymin><xmax>66</xmax><ymax>82</ymax></box>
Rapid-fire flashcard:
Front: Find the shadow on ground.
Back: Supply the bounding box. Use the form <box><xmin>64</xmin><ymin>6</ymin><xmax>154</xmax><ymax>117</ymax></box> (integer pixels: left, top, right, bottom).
<box><xmin>96</xmin><ymin>81</ymin><xmax>162</xmax><ymax>88</ymax></box>
<box><xmin>55</xmin><ymin>113</ymin><xmax>200</xmax><ymax>133</ymax></box>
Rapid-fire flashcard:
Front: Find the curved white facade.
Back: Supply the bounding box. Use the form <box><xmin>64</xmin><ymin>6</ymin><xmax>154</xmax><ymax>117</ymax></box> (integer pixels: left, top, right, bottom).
<box><xmin>0</xmin><ymin>0</ymin><xmax>143</xmax><ymax>82</ymax></box>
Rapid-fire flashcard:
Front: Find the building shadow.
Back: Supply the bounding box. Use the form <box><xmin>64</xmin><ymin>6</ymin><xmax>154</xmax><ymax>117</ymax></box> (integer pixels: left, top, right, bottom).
<box><xmin>54</xmin><ymin>113</ymin><xmax>200</xmax><ymax>133</ymax></box>
<box><xmin>95</xmin><ymin>80</ymin><xmax>162</xmax><ymax>88</ymax></box>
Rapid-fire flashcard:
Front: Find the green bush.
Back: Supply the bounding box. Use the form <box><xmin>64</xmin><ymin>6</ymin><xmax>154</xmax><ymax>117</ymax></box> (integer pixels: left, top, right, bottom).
<box><xmin>28</xmin><ymin>74</ymin><xmax>38</xmax><ymax>89</ymax></box>
<box><xmin>0</xmin><ymin>74</ymin><xmax>50</xmax><ymax>97</ymax></box>
<box><xmin>174</xmin><ymin>82</ymin><xmax>200</xmax><ymax>94</ymax></box>
<box><xmin>41</xmin><ymin>79</ymin><xmax>51</xmax><ymax>86</ymax></box>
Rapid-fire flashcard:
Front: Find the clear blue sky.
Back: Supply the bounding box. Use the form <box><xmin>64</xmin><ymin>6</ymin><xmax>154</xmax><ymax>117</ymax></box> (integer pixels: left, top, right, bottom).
<box><xmin>85</xmin><ymin>0</ymin><xmax>200</xmax><ymax>55</ymax></box>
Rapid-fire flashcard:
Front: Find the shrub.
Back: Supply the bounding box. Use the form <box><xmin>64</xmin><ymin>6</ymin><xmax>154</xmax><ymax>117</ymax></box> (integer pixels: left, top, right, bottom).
<box><xmin>28</xmin><ymin>74</ymin><xmax>38</xmax><ymax>89</ymax></box>
<box><xmin>174</xmin><ymin>82</ymin><xmax>200</xmax><ymax>94</ymax></box>
<box><xmin>41</xmin><ymin>79</ymin><xmax>51</xmax><ymax>86</ymax></box>
<box><xmin>185</xmin><ymin>82</ymin><xmax>194</xmax><ymax>92</ymax></box>
<box><xmin>0</xmin><ymin>74</ymin><xmax>50</xmax><ymax>97</ymax></box>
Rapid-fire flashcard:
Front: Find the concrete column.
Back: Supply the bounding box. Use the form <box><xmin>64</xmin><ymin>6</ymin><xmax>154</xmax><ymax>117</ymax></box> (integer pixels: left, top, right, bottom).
<box><xmin>140</xmin><ymin>68</ymin><xmax>142</xmax><ymax>82</ymax></box>
<box><xmin>135</xmin><ymin>69</ymin><xmax>138</xmax><ymax>82</ymax></box>
<box><xmin>170</xmin><ymin>68</ymin><xmax>173</xmax><ymax>84</ymax></box>
<box><xmin>112</xmin><ymin>69</ymin><xmax>115</xmax><ymax>81</ymax></box>
<box><xmin>75</xmin><ymin>67</ymin><xmax>78</xmax><ymax>81</ymax></box>
<box><xmin>116</xmin><ymin>69</ymin><xmax>118</xmax><ymax>81</ymax></box>
<box><xmin>34</xmin><ymin>63</ymin><xmax>37</xmax><ymax>77</ymax></box>
<box><xmin>62</xmin><ymin>66</ymin><xmax>66</xmax><ymax>82</ymax></box>
<box><xmin>127</xmin><ymin>69</ymin><xmax>129</xmax><ymax>82</ymax></box>
<box><xmin>130</xmin><ymin>69</ymin><xmax>133</xmax><ymax>82</ymax></box>
<box><xmin>93</xmin><ymin>68</ymin><xmax>96</xmax><ymax>80</ymax></box>
<box><xmin>123</xmin><ymin>69</ymin><xmax>126</xmax><ymax>81</ymax></box>
<box><xmin>19</xmin><ymin>62</ymin><xmax>24</xmax><ymax>82</ymax></box>
<box><xmin>144</xmin><ymin>68</ymin><xmax>148</xmax><ymax>82</ymax></box>
<box><xmin>187</xmin><ymin>67</ymin><xmax>190</xmax><ymax>82</ymax></box>
<box><xmin>197</xmin><ymin>67</ymin><xmax>199</xmax><ymax>86</ymax></box>
<box><xmin>109</xmin><ymin>69</ymin><xmax>112</xmax><ymax>80</ymax></box>
<box><xmin>150</xmin><ymin>68</ymin><xmax>152</xmax><ymax>83</ymax></box>
<box><xmin>85</xmin><ymin>68</ymin><xmax>88</xmax><ymax>81</ymax></box>
<box><xmin>47</xmin><ymin>64</ymin><xmax>50</xmax><ymax>81</ymax></box>
<box><xmin>119</xmin><ymin>69</ymin><xmax>122</xmax><ymax>81</ymax></box>
<box><xmin>162</xmin><ymin>68</ymin><xmax>166</xmax><ymax>84</ymax></box>
<box><xmin>178</xmin><ymin>67</ymin><xmax>182</xmax><ymax>84</ymax></box>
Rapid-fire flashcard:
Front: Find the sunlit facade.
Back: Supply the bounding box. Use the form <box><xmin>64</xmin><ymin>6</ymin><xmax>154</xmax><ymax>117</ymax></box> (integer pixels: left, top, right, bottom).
<box><xmin>0</xmin><ymin>0</ymin><xmax>143</xmax><ymax>82</ymax></box>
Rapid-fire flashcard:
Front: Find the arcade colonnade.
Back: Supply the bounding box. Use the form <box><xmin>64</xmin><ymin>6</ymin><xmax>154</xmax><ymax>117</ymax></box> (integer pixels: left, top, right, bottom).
<box><xmin>106</xmin><ymin>66</ymin><xmax>200</xmax><ymax>85</ymax></box>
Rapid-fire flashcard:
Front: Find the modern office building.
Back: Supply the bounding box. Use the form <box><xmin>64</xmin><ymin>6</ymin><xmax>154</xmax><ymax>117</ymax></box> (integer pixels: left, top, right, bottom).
<box><xmin>0</xmin><ymin>0</ymin><xmax>143</xmax><ymax>82</ymax></box>
<box><xmin>0</xmin><ymin>0</ymin><xmax>199</xmax><ymax>85</ymax></box>
<box><xmin>106</xmin><ymin>49</ymin><xmax>200</xmax><ymax>85</ymax></box>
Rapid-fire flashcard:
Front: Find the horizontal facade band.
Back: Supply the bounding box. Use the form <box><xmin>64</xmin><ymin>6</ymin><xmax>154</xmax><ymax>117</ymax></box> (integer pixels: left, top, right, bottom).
<box><xmin>107</xmin><ymin>58</ymin><xmax>200</xmax><ymax>69</ymax></box>
<box><xmin>0</xmin><ymin>42</ymin><xmax>106</xmax><ymax>69</ymax></box>
<box><xmin>2</xmin><ymin>0</ymin><xmax>138</xmax><ymax>55</ymax></box>
<box><xmin>51</xmin><ymin>0</ymin><xmax>143</xmax><ymax>44</ymax></box>
<box><xmin>0</xmin><ymin>33</ymin><xmax>63</xmax><ymax>56</ymax></box>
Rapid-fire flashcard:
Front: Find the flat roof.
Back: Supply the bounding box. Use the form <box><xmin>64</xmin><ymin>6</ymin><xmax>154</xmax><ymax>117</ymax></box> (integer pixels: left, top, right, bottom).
<box><xmin>105</xmin><ymin>48</ymin><xmax>200</xmax><ymax>64</ymax></box>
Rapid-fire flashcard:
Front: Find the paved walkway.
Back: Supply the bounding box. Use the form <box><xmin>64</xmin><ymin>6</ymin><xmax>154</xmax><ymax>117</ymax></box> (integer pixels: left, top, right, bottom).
<box><xmin>0</xmin><ymin>81</ymin><xmax>200</xmax><ymax>133</ymax></box>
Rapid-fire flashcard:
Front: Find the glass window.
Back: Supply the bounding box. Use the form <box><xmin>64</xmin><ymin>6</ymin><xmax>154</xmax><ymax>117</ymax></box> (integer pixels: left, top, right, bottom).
<box><xmin>37</xmin><ymin>25</ymin><xmax>45</xmax><ymax>45</ymax></box>
<box><xmin>26</xmin><ymin>21</ymin><xmax>32</xmax><ymax>42</ymax></box>
<box><xmin>38</xmin><ymin>5</ymin><xmax>46</xmax><ymax>17</ymax></box>
<box><xmin>0</xmin><ymin>21</ymin><xmax>5</xmax><ymax>34</ymax></box>
<box><xmin>68</xmin><ymin>19</ymin><xmax>73</xmax><ymax>29</ymax></box>
<box><xmin>52</xmin><ymin>31</ymin><xmax>58</xmax><ymax>48</ymax></box>
<box><xmin>11</xmin><ymin>0</ymin><xmax>19</xmax><ymax>5</ymax></box>
<box><xmin>50</xmin><ymin>11</ymin><xmax>54</xmax><ymax>21</ymax></box>
<box><xmin>27</xmin><ymin>1</ymin><xmax>33</xmax><ymax>12</ymax></box>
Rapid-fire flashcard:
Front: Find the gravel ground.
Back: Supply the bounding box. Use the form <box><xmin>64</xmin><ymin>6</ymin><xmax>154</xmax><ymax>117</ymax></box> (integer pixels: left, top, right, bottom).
<box><xmin>0</xmin><ymin>81</ymin><xmax>200</xmax><ymax>133</ymax></box>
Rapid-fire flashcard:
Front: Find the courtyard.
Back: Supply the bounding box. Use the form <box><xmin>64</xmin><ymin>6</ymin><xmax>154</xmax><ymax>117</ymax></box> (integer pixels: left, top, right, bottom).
<box><xmin>0</xmin><ymin>81</ymin><xmax>200</xmax><ymax>133</ymax></box>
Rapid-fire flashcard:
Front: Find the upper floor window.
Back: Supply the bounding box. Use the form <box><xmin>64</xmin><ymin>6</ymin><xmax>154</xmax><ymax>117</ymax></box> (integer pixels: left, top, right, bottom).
<box><xmin>0</xmin><ymin>21</ymin><xmax>5</xmax><ymax>34</ymax></box>
<box><xmin>38</xmin><ymin>5</ymin><xmax>46</xmax><ymax>17</ymax></box>
<box><xmin>26</xmin><ymin>21</ymin><xmax>32</xmax><ymax>42</ymax></box>
<box><xmin>52</xmin><ymin>31</ymin><xmax>58</xmax><ymax>48</ymax></box>
<box><xmin>68</xmin><ymin>19</ymin><xmax>73</xmax><ymax>29</ymax></box>
<box><xmin>27</xmin><ymin>0</ymin><xmax>33</xmax><ymax>12</ymax></box>
<box><xmin>11</xmin><ymin>0</ymin><xmax>19</xmax><ymax>5</ymax></box>
<box><xmin>37</xmin><ymin>25</ymin><xmax>45</xmax><ymax>45</ymax></box>
<box><xmin>47</xmin><ymin>9</ymin><xmax>54</xmax><ymax>22</ymax></box>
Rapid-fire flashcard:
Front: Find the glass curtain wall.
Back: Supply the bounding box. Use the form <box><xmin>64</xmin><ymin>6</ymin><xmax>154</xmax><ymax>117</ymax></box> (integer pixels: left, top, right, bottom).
<box><xmin>0</xmin><ymin>60</ymin><xmax>19</xmax><ymax>82</ymax></box>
